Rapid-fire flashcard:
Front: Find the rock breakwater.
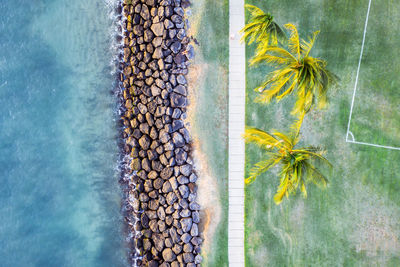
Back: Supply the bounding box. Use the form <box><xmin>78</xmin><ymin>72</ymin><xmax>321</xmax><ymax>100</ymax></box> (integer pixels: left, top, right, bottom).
<box><xmin>116</xmin><ymin>0</ymin><xmax>202</xmax><ymax>266</ymax></box>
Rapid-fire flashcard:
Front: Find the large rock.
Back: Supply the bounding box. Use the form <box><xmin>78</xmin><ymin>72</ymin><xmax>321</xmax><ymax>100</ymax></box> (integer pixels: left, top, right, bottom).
<box><xmin>180</xmin><ymin>164</ymin><xmax>192</xmax><ymax>176</ymax></box>
<box><xmin>162</xmin><ymin>248</ymin><xmax>176</xmax><ymax>262</ymax></box>
<box><xmin>160</xmin><ymin>167</ymin><xmax>173</xmax><ymax>179</ymax></box>
<box><xmin>175</xmin><ymin>148</ymin><xmax>187</xmax><ymax>165</ymax></box>
<box><xmin>170</xmin><ymin>93</ymin><xmax>187</xmax><ymax>107</ymax></box>
<box><xmin>140</xmin><ymin>4</ymin><xmax>150</xmax><ymax>20</ymax></box>
<box><xmin>166</xmin><ymin>192</ymin><xmax>177</xmax><ymax>205</ymax></box>
<box><xmin>153</xmin><ymin>233</ymin><xmax>165</xmax><ymax>252</ymax></box>
<box><xmin>172</xmin><ymin>132</ymin><xmax>185</xmax><ymax>147</ymax></box>
<box><xmin>139</xmin><ymin>135</ymin><xmax>151</xmax><ymax>150</ymax></box>
<box><xmin>181</xmin><ymin>233</ymin><xmax>192</xmax><ymax>244</ymax></box>
<box><xmin>183</xmin><ymin>253</ymin><xmax>194</xmax><ymax>263</ymax></box>
<box><xmin>151</xmin><ymin>22</ymin><xmax>164</xmax><ymax>36</ymax></box>
<box><xmin>178</xmin><ymin>185</ymin><xmax>189</xmax><ymax>198</ymax></box>
<box><xmin>180</xmin><ymin>218</ymin><xmax>192</xmax><ymax>233</ymax></box>
<box><xmin>159</xmin><ymin>129</ymin><xmax>171</xmax><ymax>143</ymax></box>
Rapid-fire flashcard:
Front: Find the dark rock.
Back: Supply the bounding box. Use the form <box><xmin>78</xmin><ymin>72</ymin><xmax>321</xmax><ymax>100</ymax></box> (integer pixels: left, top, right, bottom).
<box><xmin>180</xmin><ymin>164</ymin><xmax>192</xmax><ymax>176</ymax></box>
<box><xmin>177</xmin><ymin>175</ymin><xmax>189</xmax><ymax>184</ymax></box>
<box><xmin>191</xmin><ymin>237</ymin><xmax>202</xmax><ymax>246</ymax></box>
<box><xmin>142</xmin><ymin>158</ymin><xmax>151</xmax><ymax>172</ymax></box>
<box><xmin>149</xmin><ymin>219</ymin><xmax>158</xmax><ymax>232</ymax></box>
<box><xmin>172</xmin><ymin>108</ymin><xmax>182</xmax><ymax>119</ymax></box>
<box><xmin>190</xmin><ymin>223</ymin><xmax>198</xmax><ymax>236</ymax></box>
<box><xmin>140</xmin><ymin>5</ymin><xmax>150</xmax><ymax>20</ymax></box>
<box><xmin>162</xmin><ymin>181</ymin><xmax>173</xmax><ymax>193</ymax></box>
<box><xmin>170</xmin><ymin>41</ymin><xmax>181</xmax><ymax>54</ymax></box>
<box><xmin>166</xmin><ymin>192</ymin><xmax>177</xmax><ymax>205</ymax></box>
<box><xmin>181</xmin><ymin>233</ymin><xmax>191</xmax><ymax>244</ymax></box>
<box><xmin>195</xmin><ymin>255</ymin><xmax>203</xmax><ymax>264</ymax></box>
<box><xmin>180</xmin><ymin>128</ymin><xmax>190</xmax><ymax>143</ymax></box>
<box><xmin>160</xmin><ymin>167</ymin><xmax>173</xmax><ymax>179</ymax></box>
<box><xmin>157</xmin><ymin>206</ymin><xmax>166</xmax><ymax>220</ymax></box>
<box><xmin>139</xmin><ymin>135</ymin><xmax>151</xmax><ymax>150</ymax></box>
<box><xmin>170</xmin><ymin>227</ymin><xmax>180</xmax><ymax>244</ymax></box>
<box><xmin>183</xmin><ymin>253</ymin><xmax>194</xmax><ymax>263</ymax></box>
<box><xmin>164</xmin><ymin>19</ymin><xmax>174</xmax><ymax>29</ymax></box>
<box><xmin>165</xmin><ymin>205</ymin><xmax>175</xmax><ymax>214</ymax></box>
<box><xmin>159</xmin><ymin>129</ymin><xmax>171</xmax><ymax>143</ymax></box>
<box><xmin>165</xmin><ymin>6</ymin><xmax>173</xmax><ymax>17</ymax></box>
<box><xmin>164</xmin><ymin>140</ymin><xmax>175</xmax><ymax>151</ymax></box>
<box><xmin>172</xmin><ymin>120</ymin><xmax>184</xmax><ymax>132</ymax></box>
<box><xmin>192</xmin><ymin>211</ymin><xmax>200</xmax><ymax>224</ymax></box>
<box><xmin>151</xmin><ymin>22</ymin><xmax>164</xmax><ymax>36</ymax></box>
<box><xmin>141</xmin><ymin>213</ymin><xmax>149</xmax><ymax>228</ymax></box>
<box><xmin>153</xmin><ymin>47</ymin><xmax>163</xmax><ymax>59</ymax></box>
<box><xmin>189</xmin><ymin>202</ymin><xmax>201</xmax><ymax>211</ymax></box>
<box><xmin>174</xmin><ymin>7</ymin><xmax>184</xmax><ymax>16</ymax></box>
<box><xmin>173</xmin><ymin>85</ymin><xmax>187</xmax><ymax>96</ymax></box>
<box><xmin>162</xmin><ymin>248</ymin><xmax>176</xmax><ymax>262</ymax></box>
<box><xmin>176</xmin><ymin>74</ymin><xmax>187</xmax><ymax>85</ymax></box>
<box><xmin>178</xmin><ymin>185</ymin><xmax>189</xmax><ymax>198</ymax></box>
<box><xmin>153</xmin><ymin>178</ymin><xmax>164</xmax><ymax>190</ymax></box>
<box><xmin>148</xmin><ymin>260</ymin><xmax>159</xmax><ymax>267</ymax></box>
<box><xmin>171</xmin><ymin>14</ymin><xmax>182</xmax><ymax>24</ymax></box>
<box><xmin>172</xmin><ymin>132</ymin><xmax>185</xmax><ymax>147</ymax></box>
<box><xmin>180</xmin><ymin>209</ymin><xmax>191</xmax><ymax>217</ymax></box>
<box><xmin>189</xmin><ymin>173</ymin><xmax>198</xmax><ymax>183</ymax></box>
<box><xmin>174</xmin><ymin>53</ymin><xmax>186</xmax><ymax>64</ymax></box>
<box><xmin>175</xmin><ymin>148</ymin><xmax>187</xmax><ymax>165</ymax></box>
<box><xmin>153</xmin><ymin>233</ymin><xmax>165</xmax><ymax>252</ymax></box>
<box><xmin>153</xmin><ymin>36</ymin><xmax>163</xmax><ymax>47</ymax></box>
<box><xmin>165</xmin><ymin>237</ymin><xmax>173</xmax><ymax>248</ymax></box>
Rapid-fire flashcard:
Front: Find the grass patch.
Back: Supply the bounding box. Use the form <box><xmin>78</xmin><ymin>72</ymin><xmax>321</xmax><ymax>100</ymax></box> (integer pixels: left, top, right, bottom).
<box><xmin>245</xmin><ymin>0</ymin><xmax>400</xmax><ymax>266</ymax></box>
<box><xmin>189</xmin><ymin>0</ymin><xmax>229</xmax><ymax>266</ymax></box>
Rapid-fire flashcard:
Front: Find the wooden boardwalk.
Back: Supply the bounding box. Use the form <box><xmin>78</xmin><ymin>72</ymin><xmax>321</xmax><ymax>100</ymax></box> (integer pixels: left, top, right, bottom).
<box><xmin>228</xmin><ymin>0</ymin><xmax>245</xmax><ymax>266</ymax></box>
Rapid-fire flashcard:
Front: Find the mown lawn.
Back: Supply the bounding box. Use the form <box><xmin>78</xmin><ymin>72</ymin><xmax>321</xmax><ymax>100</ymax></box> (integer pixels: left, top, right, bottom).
<box><xmin>244</xmin><ymin>0</ymin><xmax>400</xmax><ymax>266</ymax></box>
<box><xmin>189</xmin><ymin>0</ymin><xmax>229</xmax><ymax>266</ymax></box>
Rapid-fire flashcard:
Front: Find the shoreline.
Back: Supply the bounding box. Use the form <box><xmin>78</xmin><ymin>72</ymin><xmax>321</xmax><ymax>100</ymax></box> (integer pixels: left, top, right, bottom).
<box><xmin>115</xmin><ymin>0</ymin><xmax>203</xmax><ymax>266</ymax></box>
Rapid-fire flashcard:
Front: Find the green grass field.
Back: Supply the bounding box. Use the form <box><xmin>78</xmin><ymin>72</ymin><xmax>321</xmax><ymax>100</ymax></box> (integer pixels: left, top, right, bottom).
<box><xmin>244</xmin><ymin>0</ymin><xmax>400</xmax><ymax>266</ymax></box>
<box><xmin>189</xmin><ymin>0</ymin><xmax>229</xmax><ymax>266</ymax></box>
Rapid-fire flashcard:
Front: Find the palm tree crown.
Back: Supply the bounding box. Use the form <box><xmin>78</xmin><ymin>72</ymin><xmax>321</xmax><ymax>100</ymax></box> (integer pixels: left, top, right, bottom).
<box><xmin>241</xmin><ymin>5</ymin><xmax>285</xmax><ymax>52</ymax></box>
<box><xmin>250</xmin><ymin>23</ymin><xmax>336</xmax><ymax>117</ymax></box>
<box><xmin>243</xmin><ymin>127</ymin><xmax>331</xmax><ymax>204</ymax></box>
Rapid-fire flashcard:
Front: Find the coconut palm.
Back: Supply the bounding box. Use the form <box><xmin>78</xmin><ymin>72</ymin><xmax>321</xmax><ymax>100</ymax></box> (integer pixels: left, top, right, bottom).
<box><xmin>240</xmin><ymin>5</ymin><xmax>285</xmax><ymax>53</ymax></box>
<box><xmin>243</xmin><ymin>127</ymin><xmax>331</xmax><ymax>204</ymax></box>
<box><xmin>250</xmin><ymin>23</ymin><xmax>336</xmax><ymax>130</ymax></box>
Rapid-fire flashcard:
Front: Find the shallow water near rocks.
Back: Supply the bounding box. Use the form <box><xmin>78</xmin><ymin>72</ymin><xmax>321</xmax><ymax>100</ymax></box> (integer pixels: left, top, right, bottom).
<box><xmin>0</xmin><ymin>1</ymin><xmax>127</xmax><ymax>266</ymax></box>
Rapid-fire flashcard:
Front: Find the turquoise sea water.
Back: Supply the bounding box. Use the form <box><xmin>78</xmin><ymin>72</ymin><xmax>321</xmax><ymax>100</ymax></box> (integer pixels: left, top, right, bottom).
<box><xmin>0</xmin><ymin>1</ymin><xmax>127</xmax><ymax>266</ymax></box>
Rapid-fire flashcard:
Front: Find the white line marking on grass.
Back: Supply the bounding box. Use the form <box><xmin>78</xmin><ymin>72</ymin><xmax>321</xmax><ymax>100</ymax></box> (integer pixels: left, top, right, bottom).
<box><xmin>228</xmin><ymin>0</ymin><xmax>245</xmax><ymax>266</ymax></box>
<box><xmin>347</xmin><ymin>140</ymin><xmax>400</xmax><ymax>151</ymax></box>
<box><xmin>346</xmin><ymin>0</ymin><xmax>372</xmax><ymax>142</ymax></box>
<box><xmin>345</xmin><ymin>0</ymin><xmax>400</xmax><ymax>151</ymax></box>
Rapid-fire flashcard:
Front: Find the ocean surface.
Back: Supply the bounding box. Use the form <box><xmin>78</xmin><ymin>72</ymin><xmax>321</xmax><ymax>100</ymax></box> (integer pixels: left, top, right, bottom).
<box><xmin>0</xmin><ymin>1</ymin><xmax>127</xmax><ymax>266</ymax></box>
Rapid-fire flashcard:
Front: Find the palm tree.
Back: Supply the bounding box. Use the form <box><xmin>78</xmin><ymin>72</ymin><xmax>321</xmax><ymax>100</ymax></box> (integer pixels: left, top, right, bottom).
<box><xmin>240</xmin><ymin>5</ymin><xmax>285</xmax><ymax>53</ymax></box>
<box><xmin>243</xmin><ymin>127</ymin><xmax>331</xmax><ymax>204</ymax></box>
<box><xmin>250</xmin><ymin>23</ymin><xmax>336</xmax><ymax>131</ymax></box>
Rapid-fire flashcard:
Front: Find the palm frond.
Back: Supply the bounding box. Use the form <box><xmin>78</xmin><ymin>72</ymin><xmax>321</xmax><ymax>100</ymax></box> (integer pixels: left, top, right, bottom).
<box><xmin>273</xmin><ymin>173</ymin><xmax>291</xmax><ymax>204</ymax></box>
<box><xmin>250</xmin><ymin>46</ymin><xmax>297</xmax><ymax>66</ymax></box>
<box><xmin>290</xmin><ymin>111</ymin><xmax>305</xmax><ymax>136</ymax></box>
<box><xmin>285</xmin><ymin>23</ymin><xmax>301</xmax><ymax>58</ymax></box>
<box><xmin>243</xmin><ymin>127</ymin><xmax>284</xmax><ymax>150</ymax></box>
<box><xmin>301</xmin><ymin>30</ymin><xmax>320</xmax><ymax>57</ymax></box>
<box><xmin>241</xmin><ymin>5</ymin><xmax>286</xmax><ymax>48</ymax></box>
<box><xmin>304</xmin><ymin>161</ymin><xmax>328</xmax><ymax>188</ymax></box>
<box><xmin>271</xmin><ymin>130</ymin><xmax>296</xmax><ymax>149</ymax></box>
<box><xmin>245</xmin><ymin>155</ymin><xmax>282</xmax><ymax>184</ymax></box>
